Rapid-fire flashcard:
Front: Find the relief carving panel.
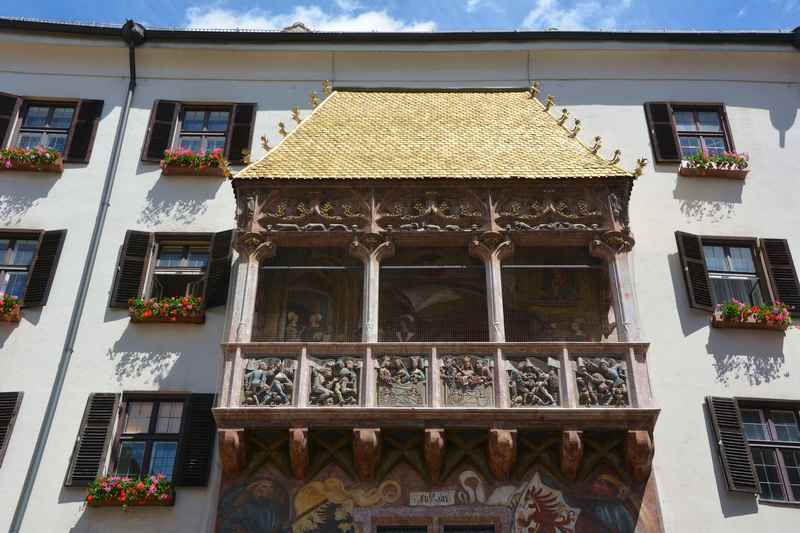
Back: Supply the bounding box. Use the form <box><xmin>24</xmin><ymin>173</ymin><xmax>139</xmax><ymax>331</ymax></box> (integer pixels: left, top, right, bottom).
<box><xmin>506</xmin><ymin>356</ymin><xmax>561</xmax><ymax>407</ymax></box>
<box><xmin>574</xmin><ymin>356</ymin><xmax>629</xmax><ymax>407</ymax></box>
<box><xmin>376</xmin><ymin>355</ymin><xmax>428</xmax><ymax>407</ymax></box>
<box><xmin>440</xmin><ymin>355</ymin><xmax>495</xmax><ymax>407</ymax></box>
<box><xmin>257</xmin><ymin>190</ymin><xmax>370</xmax><ymax>232</ymax></box>
<box><xmin>242</xmin><ymin>357</ymin><xmax>296</xmax><ymax>406</ymax></box>
<box><xmin>376</xmin><ymin>189</ymin><xmax>487</xmax><ymax>232</ymax></box>
<box><xmin>308</xmin><ymin>357</ymin><xmax>363</xmax><ymax>406</ymax></box>
<box><xmin>495</xmin><ymin>189</ymin><xmax>607</xmax><ymax>232</ymax></box>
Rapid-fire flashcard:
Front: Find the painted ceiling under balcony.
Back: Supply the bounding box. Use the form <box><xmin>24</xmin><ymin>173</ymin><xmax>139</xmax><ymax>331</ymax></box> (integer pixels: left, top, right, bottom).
<box><xmin>235</xmin><ymin>88</ymin><xmax>632</xmax><ymax>181</ymax></box>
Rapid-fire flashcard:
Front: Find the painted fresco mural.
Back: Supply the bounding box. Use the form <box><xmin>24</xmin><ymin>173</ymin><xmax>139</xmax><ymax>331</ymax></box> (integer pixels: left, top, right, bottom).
<box><xmin>216</xmin><ymin>431</ymin><xmax>662</xmax><ymax>533</ymax></box>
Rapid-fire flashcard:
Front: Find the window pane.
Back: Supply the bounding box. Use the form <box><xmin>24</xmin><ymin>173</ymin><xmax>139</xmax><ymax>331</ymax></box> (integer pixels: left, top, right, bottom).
<box><xmin>443</xmin><ymin>527</ymin><xmax>495</xmax><ymax>533</ymax></box>
<box><xmin>674</xmin><ymin>111</ymin><xmax>697</xmax><ymax>131</ymax></box>
<box><xmin>703</xmin><ymin>246</ymin><xmax>727</xmax><ymax>272</ymax></box>
<box><xmin>679</xmin><ymin>135</ymin><xmax>701</xmax><ymax>156</ymax></box>
<box><xmin>378</xmin><ymin>528</ymin><xmax>427</xmax><ymax>533</ymax></box>
<box><xmin>10</xmin><ymin>240</ymin><xmax>37</xmax><ymax>266</ymax></box>
<box><xmin>18</xmin><ymin>133</ymin><xmax>43</xmax><ymax>150</ymax></box>
<box><xmin>178</xmin><ymin>137</ymin><xmax>202</xmax><ymax>153</ymax></box>
<box><xmin>709</xmin><ymin>275</ymin><xmax>764</xmax><ymax>306</ymax></box>
<box><xmin>157</xmin><ymin>246</ymin><xmax>184</xmax><ymax>268</ymax></box>
<box><xmin>124</xmin><ymin>402</ymin><xmax>153</xmax><ymax>434</ymax></box>
<box><xmin>149</xmin><ymin>441</ymin><xmax>178</xmax><ymax>480</ymax></box>
<box><xmin>782</xmin><ymin>450</ymin><xmax>800</xmax><ymax>500</ymax></box>
<box><xmin>23</xmin><ymin>106</ymin><xmax>49</xmax><ymax>127</ymax></box>
<box><xmin>697</xmin><ymin>111</ymin><xmax>722</xmax><ymax>132</ymax></box>
<box><xmin>741</xmin><ymin>409</ymin><xmax>769</xmax><ymax>440</ymax></box>
<box><xmin>0</xmin><ymin>240</ymin><xmax>8</xmax><ymax>262</ymax></box>
<box><xmin>155</xmin><ymin>402</ymin><xmax>183</xmax><ymax>433</ymax></box>
<box><xmin>50</xmin><ymin>107</ymin><xmax>74</xmax><ymax>129</ymax></box>
<box><xmin>186</xmin><ymin>248</ymin><xmax>209</xmax><ymax>268</ymax></box>
<box><xmin>45</xmin><ymin>133</ymin><xmax>68</xmax><ymax>154</ymax></box>
<box><xmin>182</xmin><ymin>110</ymin><xmax>205</xmax><ymax>132</ymax></box>
<box><xmin>703</xmin><ymin>136</ymin><xmax>726</xmax><ymax>156</ymax></box>
<box><xmin>116</xmin><ymin>441</ymin><xmax>146</xmax><ymax>478</ymax></box>
<box><xmin>1</xmin><ymin>272</ymin><xmax>28</xmax><ymax>299</ymax></box>
<box><xmin>772</xmin><ymin>411</ymin><xmax>800</xmax><ymax>442</ymax></box>
<box><xmin>207</xmin><ymin>111</ymin><xmax>230</xmax><ymax>132</ymax></box>
<box><xmin>205</xmin><ymin>137</ymin><xmax>226</xmax><ymax>153</ymax></box>
<box><xmin>728</xmin><ymin>247</ymin><xmax>756</xmax><ymax>273</ymax></box>
<box><xmin>752</xmin><ymin>448</ymin><xmax>787</xmax><ymax>501</ymax></box>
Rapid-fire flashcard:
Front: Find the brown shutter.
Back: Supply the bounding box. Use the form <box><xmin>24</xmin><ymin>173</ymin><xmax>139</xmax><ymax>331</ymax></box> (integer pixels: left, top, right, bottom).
<box><xmin>718</xmin><ymin>104</ymin><xmax>736</xmax><ymax>153</ymax></box>
<box><xmin>706</xmin><ymin>396</ymin><xmax>760</xmax><ymax>494</ymax></box>
<box><xmin>644</xmin><ymin>102</ymin><xmax>680</xmax><ymax>164</ymax></box>
<box><xmin>675</xmin><ymin>231</ymin><xmax>713</xmax><ymax>311</ymax></box>
<box><xmin>0</xmin><ymin>92</ymin><xmax>21</xmax><ymax>148</ymax></box>
<box><xmin>22</xmin><ymin>229</ymin><xmax>67</xmax><ymax>308</ymax></box>
<box><xmin>142</xmin><ymin>100</ymin><xmax>179</xmax><ymax>162</ymax></box>
<box><xmin>761</xmin><ymin>239</ymin><xmax>800</xmax><ymax>317</ymax></box>
<box><xmin>110</xmin><ymin>230</ymin><xmax>153</xmax><ymax>308</ymax></box>
<box><xmin>65</xmin><ymin>393</ymin><xmax>119</xmax><ymax>486</ymax></box>
<box><xmin>64</xmin><ymin>99</ymin><xmax>104</xmax><ymax>163</ymax></box>
<box><xmin>175</xmin><ymin>393</ymin><xmax>216</xmax><ymax>486</ymax></box>
<box><xmin>203</xmin><ymin>229</ymin><xmax>233</xmax><ymax>308</ymax></box>
<box><xmin>0</xmin><ymin>392</ymin><xmax>23</xmax><ymax>466</ymax></box>
<box><xmin>225</xmin><ymin>103</ymin><xmax>256</xmax><ymax>164</ymax></box>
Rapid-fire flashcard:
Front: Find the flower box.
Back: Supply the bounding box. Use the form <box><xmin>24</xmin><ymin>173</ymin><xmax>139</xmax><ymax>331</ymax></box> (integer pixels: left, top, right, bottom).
<box><xmin>0</xmin><ymin>295</ymin><xmax>21</xmax><ymax>323</ymax></box>
<box><xmin>0</xmin><ymin>147</ymin><xmax>63</xmax><ymax>173</ymax></box>
<box><xmin>712</xmin><ymin>300</ymin><xmax>792</xmax><ymax>332</ymax></box>
<box><xmin>679</xmin><ymin>167</ymin><xmax>749</xmax><ymax>180</ymax></box>
<box><xmin>86</xmin><ymin>475</ymin><xmax>175</xmax><ymax>509</ymax></box>
<box><xmin>160</xmin><ymin>148</ymin><xmax>230</xmax><ymax>178</ymax></box>
<box><xmin>128</xmin><ymin>296</ymin><xmax>205</xmax><ymax>324</ymax></box>
<box><xmin>711</xmin><ymin>317</ymin><xmax>788</xmax><ymax>331</ymax></box>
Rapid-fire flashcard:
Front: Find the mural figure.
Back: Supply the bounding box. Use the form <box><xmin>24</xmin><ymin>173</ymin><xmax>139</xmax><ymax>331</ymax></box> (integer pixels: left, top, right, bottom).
<box><xmin>441</xmin><ymin>355</ymin><xmax>494</xmax><ymax>407</ymax></box>
<box><xmin>242</xmin><ymin>358</ymin><xmax>296</xmax><ymax>406</ymax></box>
<box><xmin>394</xmin><ymin>314</ymin><xmax>417</xmax><ymax>342</ymax></box>
<box><xmin>507</xmin><ymin>357</ymin><xmax>560</xmax><ymax>407</ymax></box>
<box><xmin>514</xmin><ymin>473</ymin><xmax>579</xmax><ymax>533</ymax></box>
<box><xmin>377</xmin><ymin>355</ymin><xmax>428</xmax><ymax>406</ymax></box>
<box><xmin>218</xmin><ymin>477</ymin><xmax>290</xmax><ymax>533</ymax></box>
<box><xmin>575</xmin><ymin>357</ymin><xmax>628</xmax><ymax>407</ymax></box>
<box><xmin>308</xmin><ymin>358</ymin><xmax>362</xmax><ymax>406</ymax></box>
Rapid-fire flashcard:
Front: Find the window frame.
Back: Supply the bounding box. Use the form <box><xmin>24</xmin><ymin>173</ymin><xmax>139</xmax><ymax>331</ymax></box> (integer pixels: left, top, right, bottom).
<box><xmin>739</xmin><ymin>400</ymin><xmax>800</xmax><ymax>504</ymax></box>
<box><xmin>700</xmin><ymin>237</ymin><xmax>768</xmax><ymax>306</ymax></box>
<box><xmin>10</xmin><ymin>100</ymin><xmax>78</xmax><ymax>155</ymax></box>
<box><xmin>109</xmin><ymin>393</ymin><xmax>189</xmax><ymax>482</ymax></box>
<box><xmin>0</xmin><ymin>230</ymin><xmax>42</xmax><ymax>302</ymax></box>
<box><xmin>174</xmin><ymin>105</ymin><xmax>233</xmax><ymax>154</ymax></box>
<box><xmin>671</xmin><ymin>103</ymin><xmax>733</xmax><ymax>158</ymax></box>
<box><xmin>144</xmin><ymin>234</ymin><xmax>213</xmax><ymax>300</ymax></box>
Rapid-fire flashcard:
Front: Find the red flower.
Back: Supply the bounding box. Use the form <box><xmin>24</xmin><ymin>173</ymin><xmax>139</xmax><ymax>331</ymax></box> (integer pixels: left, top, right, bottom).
<box><xmin>86</xmin><ymin>495</ymin><xmax>94</xmax><ymax>504</ymax></box>
<box><xmin>143</xmin><ymin>310</ymin><xmax>153</xmax><ymax>319</ymax></box>
<box><xmin>136</xmin><ymin>482</ymin><xmax>145</xmax><ymax>491</ymax></box>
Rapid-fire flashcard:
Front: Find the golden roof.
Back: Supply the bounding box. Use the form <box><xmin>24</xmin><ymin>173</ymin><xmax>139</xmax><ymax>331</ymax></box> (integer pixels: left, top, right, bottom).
<box><xmin>235</xmin><ymin>88</ymin><xmax>632</xmax><ymax>180</ymax></box>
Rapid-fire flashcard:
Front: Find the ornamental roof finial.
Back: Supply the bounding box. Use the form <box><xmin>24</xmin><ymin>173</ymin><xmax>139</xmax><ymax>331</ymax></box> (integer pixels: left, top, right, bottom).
<box><xmin>568</xmin><ymin>118</ymin><xmax>582</xmax><ymax>138</ymax></box>
<box><xmin>278</xmin><ymin>122</ymin><xmax>288</xmax><ymax>137</ymax></box>
<box><xmin>557</xmin><ymin>108</ymin><xmax>569</xmax><ymax>126</ymax></box>
<box><xmin>609</xmin><ymin>149</ymin><xmax>622</xmax><ymax>165</ymax></box>
<box><xmin>260</xmin><ymin>135</ymin><xmax>271</xmax><ymax>151</ymax></box>
<box><xmin>529</xmin><ymin>81</ymin><xmax>540</xmax><ymax>99</ymax></box>
<box><xmin>291</xmin><ymin>106</ymin><xmax>302</xmax><ymax>124</ymax></box>
<box><xmin>634</xmin><ymin>157</ymin><xmax>649</xmax><ymax>176</ymax></box>
<box><xmin>309</xmin><ymin>91</ymin><xmax>319</xmax><ymax>108</ymax></box>
<box><xmin>544</xmin><ymin>95</ymin><xmax>555</xmax><ymax>111</ymax></box>
<box><xmin>590</xmin><ymin>136</ymin><xmax>602</xmax><ymax>154</ymax></box>
<box><xmin>322</xmin><ymin>80</ymin><xmax>332</xmax><ymax>97</ymax></box>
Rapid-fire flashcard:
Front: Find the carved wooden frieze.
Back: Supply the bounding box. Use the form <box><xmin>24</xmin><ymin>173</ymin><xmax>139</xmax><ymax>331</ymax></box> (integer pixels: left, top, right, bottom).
<box><xmin>257</xmin><ymin>189</ymin><xmax>370</xmax><ymax>232</ymax></box>
<box><xmin>376</xmin><ymin>189</ymin><xmax>487</xmax><ymax>232</ymax></box>
<box><xmin>574</xmin><ymin>356</ymin><xmax>629</xmax><ymax>407</ymax></box>
<box><xmin>440</xmin><ymin>355</ymin><xmax>495</xmax><ymax>407</ymax></box>
<box><xmin>506</xmin><ymin>356</ymin><xmax>560</xmax><ymax>407</ymax></box>
<box><xmin>242</xmin><ymin>357</ymin><xmax>296</xmax><ymax>407</ymax></box>
<box><xmin>308</xmin><ymin>357</ymin><xmax>363</xmax><ymax>406</ymax></box>
<box><xmin>495</xmin><ymin>188</ymin><xmax>607</xmax><ymax>232</ymax></box>
<box><xmin>376</xmin><ymin>354</ymin><xmax>428</xmax><ymax>407</ymax></box>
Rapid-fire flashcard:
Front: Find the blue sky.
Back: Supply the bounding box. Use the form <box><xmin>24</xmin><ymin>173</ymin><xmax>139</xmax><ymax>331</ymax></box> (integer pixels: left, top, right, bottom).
<box><xmin>5</xmin><ymin>0</ymin><xmax>800</xmax><ymax>32</ymax></box>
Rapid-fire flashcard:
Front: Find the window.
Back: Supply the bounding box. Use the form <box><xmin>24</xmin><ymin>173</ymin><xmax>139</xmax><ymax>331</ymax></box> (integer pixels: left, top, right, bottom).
<box><xmin>177</xmin><ymin>107</ymin><xmax>230</xmax><ymax>153</ymax></box>
<box><xmin>150</xmin><ymin>240</ymin><xmax>210</xmax><ymax>298</ymax></box>
<box><xmin>740</xmin><ymin>406</ymin><xmax>800</xmax><ymax>503</ymax></box>
<box><xmin>377</xmin><ymin>528</ymin><xmax>428</xmax><ymax>533</ymax></box>
<box><xmin>0</xmin><ymin>230</ymin><xmax>66</xmax><ymax>307</ymax></box>
<box><xmin>114</xmin><ymin>398</ymin><xmax>185</xmax><ymax>481</ymax></box>
<box><xmin>142</xmin><ymin>101</ymin><xmax>255</xmax><ymax>164</ymax></box>
<box><xmin>0</xmin><ymin>392</ymin><xmax>23</xmax><ymax>467</ymax></box>
<box><xmin>0</xmin><ymin>237</ymin><xmax>38</xmax><ymax>299</ymax></box>
<box><xmin>15</xmin><ymin>103</ymin><xmax>75</xmax><ymax>154</ymax></box>
<box><xmin>443</xmin><ymin>527</ymin><xmax>495</xmax><ymax>533</ymax></box>
<box><xmin>644</xmin><ymin>102</ymin><xmax>734</xmax><ymax>164</ymax></box>
<box><xmin>676</xmin><ymin>232</ymin><xmax>800</xmax><ymax>315</ymax></box>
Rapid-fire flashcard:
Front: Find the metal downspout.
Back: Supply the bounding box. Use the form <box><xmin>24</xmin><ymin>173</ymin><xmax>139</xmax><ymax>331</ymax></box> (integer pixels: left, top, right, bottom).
<box><xmin>8</xmin><ymin>20</ymin><xmax>145</xmax><ymax>533</ymax></box>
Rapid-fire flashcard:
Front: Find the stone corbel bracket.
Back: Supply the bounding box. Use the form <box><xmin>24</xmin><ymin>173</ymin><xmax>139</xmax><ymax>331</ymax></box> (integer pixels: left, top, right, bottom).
<box><xmin>560</xmin><ymin>430</ymin><xmax>583</xmax><ymax>481</ymax></box>
<box><xmin>289</xmin><ymin>427</ymin><xmax>309</xmax><ymax>480</ymax></box>
<box><xmin>218</xmin><ymin>429</ymin><xmax>247</xmax><ymax>479</ymax></box>
<box><xmin>424</xmin><ymin>428</ymin><xmax>445</xmax><ymax>484</ymax></box>
<box><xmin>625</xmin><ymin>430</ymin><xmax>654</xmax><ymax>483</ymax></box>
<box><xmin>468</xmin><ymin>231</ymin><xmax>514</xmax><ymax>262</ymax></box>
<box><xmin>590</xmin><ymin>229</ymin><xmax>635</xmax><ymax>259</ymax></box>
<box><xmin>349</xmin><ymin>233</ymin><xmax>396</xmax><ymax>262</ymax></box>
<box><xmin>234</xmin><ymin>231</ymin><xmax>277</xmax><ymax>261</ymax></box>
<box><xmin>487</xmin><ymin>428</ymin><xmax>517</xmax><ymax>481</ymax></box>
<box><xmin>353</xmin><ymin>428</ymin><xmax>382</xmax><ymax>482</ymax></box>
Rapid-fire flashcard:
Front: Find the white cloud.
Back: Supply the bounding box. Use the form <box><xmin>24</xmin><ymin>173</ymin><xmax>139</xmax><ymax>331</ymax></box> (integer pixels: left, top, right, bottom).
<box><xmin>522</xmin><ymin>0</ymin><xmax>633</xmax><ymax>30</ymax></box>
<box><xmin>335</xmin><ymin>0</ymin><xmax>362</xmax><ymax>12</ymax></box>
<box><xmin>466</xmin><ymin>0</ymin><xmax>483</xmax><ymax>12</ymax></box>
<box><xmin>185</xmin><ymin>4</ymin><xmax>436</xmax><ymax>32</ymax></box>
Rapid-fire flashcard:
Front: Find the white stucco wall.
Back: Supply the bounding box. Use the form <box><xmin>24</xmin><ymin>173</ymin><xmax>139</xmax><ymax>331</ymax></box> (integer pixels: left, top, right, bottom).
<box><xmin>0</xmin><ymin>30</ymin><xmax>797</xmax><ymax>532</ymax></box>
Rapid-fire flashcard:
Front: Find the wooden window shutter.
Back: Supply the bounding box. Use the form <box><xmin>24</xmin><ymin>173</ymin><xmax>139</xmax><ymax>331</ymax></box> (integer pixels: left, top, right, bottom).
<box><xmin>204</xmin><ymin>229</ymin><xmax>234</xmax><ymax>308</ymax></box>
<box><xmin>0</xmin><ymin>92</ymin><xmax>21</xmax><ymax>148</ymax></box>
<box><xmin>175</xmin><ymin>393</ymin><xmax>216</xmax><ymax>486</ymax></box>
<box><xmin>761</xmin><ymin>238</ymin><xmax>800</xmax><ymax>317</ymax></box>
<box><xmin>225</xmin><ymin>103</ymin><xmax>256</xmax><ymax>164</ymax></box>
<box><xmin>0</xmin><ymin>392</ymin><xmax>23</xmax><ymax>467</ymax></box>
<box><xmin>718</xmin><ymin>104</ymin><xmax>737</xmax><ymax>153</ymax></box>
<box><xmin>675</xmin><ymin>231</ymin><xmax>713</xmax><ymax>311</ymax></box>
<box><xmin>142</xmin><ymin>100</ymin><xmax>179</xmax><ymax>162</ymax></box>
<box><xmin>65</xmin><ymin>393</ymin><xmax>119</xmax><ymax>487</ymax></box>
<box><xmin>644</xmin><ymin>102</ymin><xmax>680</xmax><ymax>164</ymax></box>
<box><xmin>64</xmin><ymin>99</ymin><xmax>104</xmax><ymax>163</ymax></box>
<box><xmin>22</xmin><ymin>229</ymin><xmax>67</xmax><ymax>308</ymax></box>
<box><xmin>110</xmin><ymin>230</ymin><xmax>153</xmax><ymax>308</ymax></box>
<box><xmin>705</xmin><ymin>396</ymin><xmax>760</xmax><ymax>494</ymax></box>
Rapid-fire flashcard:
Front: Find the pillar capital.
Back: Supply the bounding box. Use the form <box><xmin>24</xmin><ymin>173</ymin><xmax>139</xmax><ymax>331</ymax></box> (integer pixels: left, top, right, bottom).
<box><xmin>589</xmin><ymin>229</ymin><xmax>635</xmax><ymax>260</ymax></box>
<box><xmin>349</xmin><ymin>233</ymin><xmax>396</xmax><ymax>263</ymax></box>
<box><xmin>469</xmin><ymin>231</ymin><xmax>513</xmax><ymax>262</ymax></box>
<box><xmin>234</xmin><ymin>231</ymin><xmax>276</xmax><ymax>261</ymax></box>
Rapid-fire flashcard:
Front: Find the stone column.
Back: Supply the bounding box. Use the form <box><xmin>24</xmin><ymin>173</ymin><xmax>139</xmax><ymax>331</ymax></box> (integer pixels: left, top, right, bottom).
<box><xmin>230</xmin><ymin>232</ymin><xmax>276</xmax><ymax>343</ymax></box>
<box><xmin>590</xmin><ymin>230</ymin><xmax>640</xmax><ymax>342</ymax></box>
<box><xmin>349</xmin><ymin>233</ymin><xmax>395</xmax><ymax>343</ymax></box>
<box><xmin>469</xmin><ymin>232</ymin><xmax>513</xmax><ymax>342</ymax></box>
